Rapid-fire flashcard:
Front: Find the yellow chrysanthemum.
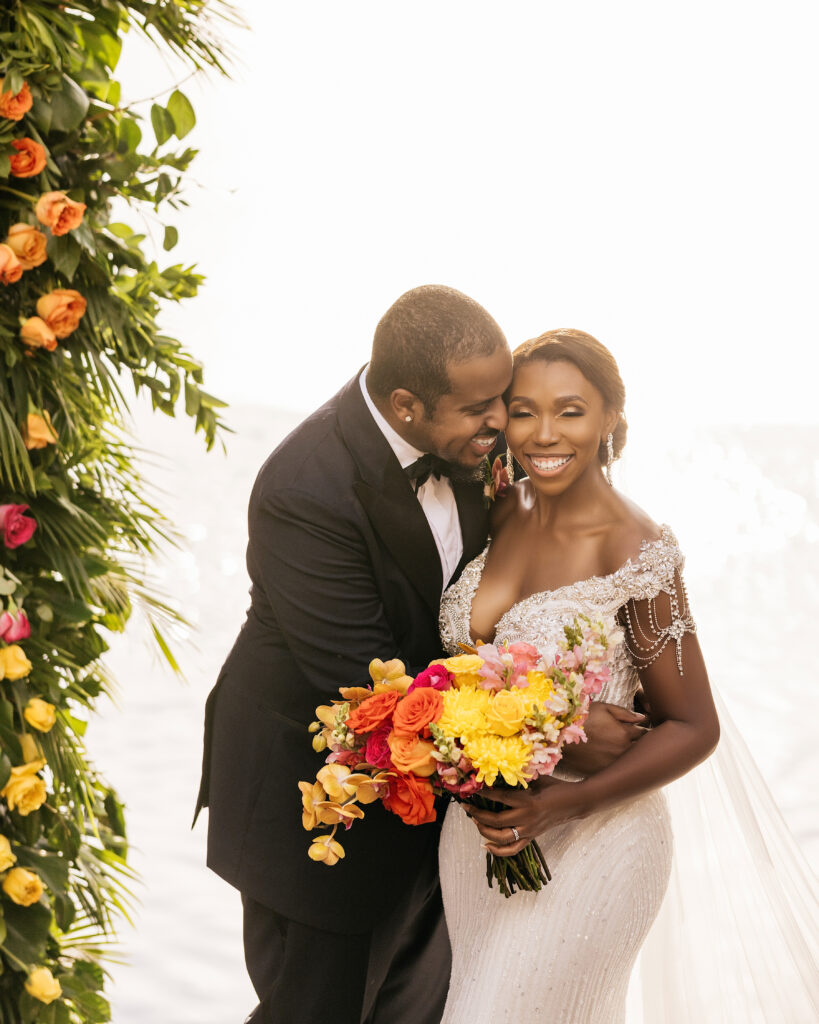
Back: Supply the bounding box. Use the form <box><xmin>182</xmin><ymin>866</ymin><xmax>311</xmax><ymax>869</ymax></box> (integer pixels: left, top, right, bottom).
<box><xmin>437</xmin><ymin>685</ymin><xmax>491</xmax><ymax>741</ymax></box>
<box><xmin>463</xmin><ymin>734</ymin><xmax>533</xmax><ymax>787</ymax></box>
<box><xmin>440</xmin><ymin>654</ymin><xmax>485</xmax><ymax>688</ymax></box>
<box><xmin>523</xmin><ymin>671</ymin><xmax>555</xmax><ymax>706</ymax></box>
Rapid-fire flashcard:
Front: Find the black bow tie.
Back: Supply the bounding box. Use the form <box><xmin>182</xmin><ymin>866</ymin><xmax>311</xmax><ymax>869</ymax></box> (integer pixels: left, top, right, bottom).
<box><xmin>404</xmin><ymin>453</ymin><xmax>453</xmax><ymax>490</ymax></box>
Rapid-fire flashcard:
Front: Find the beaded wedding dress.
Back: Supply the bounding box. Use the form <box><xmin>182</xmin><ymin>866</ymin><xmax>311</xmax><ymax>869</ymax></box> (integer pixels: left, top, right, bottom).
<box><xmin>437</xmin><ymin>527</ymin><xmax>819</xmax><ymax>1023</ymax></box>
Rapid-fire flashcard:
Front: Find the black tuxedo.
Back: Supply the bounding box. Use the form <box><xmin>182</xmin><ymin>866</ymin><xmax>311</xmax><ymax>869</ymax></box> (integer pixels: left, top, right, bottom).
<box><xmin>196</xmin><ymin>371</ymin><xmax>490</xmax><ymax>1019</ymax></box>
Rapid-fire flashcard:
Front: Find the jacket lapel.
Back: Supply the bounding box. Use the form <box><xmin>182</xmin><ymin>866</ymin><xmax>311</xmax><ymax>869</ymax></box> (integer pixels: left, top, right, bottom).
<box><xmin>338</xmin><ymin>372</ymin><xmax>444</xmax><ymax>614</ymax></box>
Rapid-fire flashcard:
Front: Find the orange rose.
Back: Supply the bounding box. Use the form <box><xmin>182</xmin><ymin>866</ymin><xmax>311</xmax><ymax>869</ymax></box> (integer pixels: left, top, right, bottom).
<box><xmin>22</xmin><ymin>412</ymin><xmax>58</xmax><ymax>450</ymax></box>
<box><xmin>345</xmin><ymin>690</ymin><xmax>401</xmax><ymax>734</ymax></box>
<box><xmin>387</xmin><ymin>732</ymin><xmax>437</xmax><ymax>776</ymax></box>
<box><xmin>6</xmin><ymin>224</ymin><xmax>48</xmax><ymax>270</ymax></box>
<box><xmin>20</xmin><ymin>317</ymin><xmax>57</xmax><ymax>352</ymax></box>
<box><xmin>9</xmin><ymin>138</ymin><xmax>46</xmax><ymax>178</ymax></box>
<box><xmin>0</xmin><ymin>243</ymin><xmax>23</xmax><ymax>285</ymax></box>
<box><xmin>382</xmin><ymin>773</ymin><xmax>436</xmax><ymax>826</ymax></box>
<box><xmin>392</xmin><ymin>687</ymin><xmax>444</xmax><ymax>738</ymax></box>
<box><xmin>35</xmin><ymin>191</ymin><xmax>86</xmax><ymax>237</ymax></box>
<box><xmin>36</xmin><ymin>289</ymin><xmax>86</xmax><ymax>339</ymax></box>
<box><xmin>0</xmin><ymin>80</ymin><xmax>32</xmax><ymax>122</ymax></box>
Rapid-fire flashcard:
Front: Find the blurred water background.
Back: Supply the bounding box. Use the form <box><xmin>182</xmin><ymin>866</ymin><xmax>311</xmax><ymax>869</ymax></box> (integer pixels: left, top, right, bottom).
<box><xmin>85</xmin><ymin>400</ymin><xmax>819</xmax><ymax>1023</ymax></box>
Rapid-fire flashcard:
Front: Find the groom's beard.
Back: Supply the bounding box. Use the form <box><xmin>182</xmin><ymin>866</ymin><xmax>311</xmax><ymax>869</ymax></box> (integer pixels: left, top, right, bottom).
<box><xmin>446</xmin><ymin>462</ymin><xmax>486</xmax><ymax>483</ymax></box>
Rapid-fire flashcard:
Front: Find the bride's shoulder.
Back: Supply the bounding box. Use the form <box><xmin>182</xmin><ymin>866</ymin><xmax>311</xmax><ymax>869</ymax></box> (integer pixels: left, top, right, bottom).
<box><xmin>488</xmin><ymin>478</ymin><xmax>528</xmax><ymax>534</ymax></box>
<box><xmin>600</xmin><ymin>497</ymin><xmax>677</xmax><ymax>576</ymax></box>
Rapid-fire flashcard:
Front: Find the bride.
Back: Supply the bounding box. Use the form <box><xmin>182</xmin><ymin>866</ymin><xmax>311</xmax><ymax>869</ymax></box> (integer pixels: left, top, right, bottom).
<box><xmin>437</xmin><ymin>328</ymin><xmax>720</xmax><ymax>1023</ymax></box>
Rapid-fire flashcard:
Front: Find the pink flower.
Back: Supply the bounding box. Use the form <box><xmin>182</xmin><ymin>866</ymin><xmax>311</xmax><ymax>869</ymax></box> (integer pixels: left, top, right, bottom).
<box><xmin>408</xmin><ymin>664</ymin><xmax>454</xmax><ymax>693</ymax></box>
<box><xmin>364</xmin><ymin>724</ymin><xmax>393</xmax><ymax>769</ymax></box>
<box><xmin>476</xmin><ymin>641</ymin><xmax>541</xmax><ymax>690</ymax></box>
<box><xmin>0</xmin><ymin>610</ymin><xmax>30</xmax><ymax>643</ymax></box>
<box><xmin>0</xmin><ymin>505</ymin><xmax>37</xmax><ymax>548</ymax></box>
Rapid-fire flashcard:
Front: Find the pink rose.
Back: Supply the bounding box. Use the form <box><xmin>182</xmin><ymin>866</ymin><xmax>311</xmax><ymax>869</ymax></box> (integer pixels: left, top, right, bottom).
<box><xmin>0</xmin><ymin>610</ymin><xmax>30</xmax><ymax>643</ymax></box>
<box><xmin>364</xmin><ymin>723</ymin><xmax>393</xmax><ymax>769</ymax></box>
<box><xmin>0</xmin><ymin>505</ymin><xmax>37</xmax><ymax>548</ymax></box>
<box><xmin>407</xmin><ymin>665</ymin><xmax>454</xmax><ymax>693</ymax></box>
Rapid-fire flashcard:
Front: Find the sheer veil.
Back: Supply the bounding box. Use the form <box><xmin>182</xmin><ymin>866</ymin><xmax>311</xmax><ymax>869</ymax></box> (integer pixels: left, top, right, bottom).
<box><xmin>630</xmin><ymin>690</ymin><xmax>819</xmax><ymax>1022</ymax></box>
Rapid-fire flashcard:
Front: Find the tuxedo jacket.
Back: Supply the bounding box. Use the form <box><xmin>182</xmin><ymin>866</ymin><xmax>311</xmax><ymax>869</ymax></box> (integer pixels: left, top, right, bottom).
<box><xmin>196</xmin><ymin>372</ymin><xmax>490</xmax><ymax>933</ymax></box>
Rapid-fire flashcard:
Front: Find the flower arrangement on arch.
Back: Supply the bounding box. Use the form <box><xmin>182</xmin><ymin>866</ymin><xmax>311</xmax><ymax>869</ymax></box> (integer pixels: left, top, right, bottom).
<box><xmin>300</xmin><ymin>615</ymin><xmax>621</xmax><ymax>896</ymax></box>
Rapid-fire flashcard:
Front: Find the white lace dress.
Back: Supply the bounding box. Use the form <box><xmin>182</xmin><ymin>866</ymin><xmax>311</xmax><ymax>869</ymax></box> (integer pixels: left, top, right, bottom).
<box><xmin>437</xmin><ymin>526</ymin><xmax>687</xmax><ymax>1024</ymax></box>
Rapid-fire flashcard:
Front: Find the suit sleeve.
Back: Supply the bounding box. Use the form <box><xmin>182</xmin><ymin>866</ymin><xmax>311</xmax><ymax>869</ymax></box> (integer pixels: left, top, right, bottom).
<box><xmin>247</xmin><ymin>483</ymin><xmax>407</xmax><ymax>692</ymax></box>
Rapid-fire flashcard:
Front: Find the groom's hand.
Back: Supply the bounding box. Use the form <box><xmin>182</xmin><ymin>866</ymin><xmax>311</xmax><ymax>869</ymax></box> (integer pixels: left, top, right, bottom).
<box><xmin>561</xmin><ymin>702</ymin><xmax>647</xmax><ymax>775</ymax></box>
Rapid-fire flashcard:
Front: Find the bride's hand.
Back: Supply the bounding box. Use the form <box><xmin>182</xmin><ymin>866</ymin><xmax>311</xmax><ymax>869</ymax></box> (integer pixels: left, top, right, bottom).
<box><xmin>464</xmin><ymin>778</ymin><xmax>590</xmax><ymax>857</ymax></box>
<box><xmin>561</xmin><ymin>702</ymin><xmax>647</xmax><ymax>774</ymax></box>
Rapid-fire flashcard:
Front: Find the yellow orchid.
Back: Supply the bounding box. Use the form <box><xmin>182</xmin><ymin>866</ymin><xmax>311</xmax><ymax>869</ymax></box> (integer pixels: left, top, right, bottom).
<box><xmin>316</xmin><ymin>764</ymin><xmax>351</xmax><ymax>802</ymax></box>
<box><xmin>337</xmin><ymin>686</ymin><xmax>373</xmax><ymax>703</ymax></box>
<box><xmin>308</xmin><ymin>834</ymin><xmax>345</xmax><ymax>866</ymax></box>
<box><xmin>315</xmin><ymin>800</ymin><xmax>365</xmax><ymax>826</ymax></box>
<box><xmin>349</xmin><ymin>770</ymin><xmax>393</xmax><ymax>804</ymax></box>
<box><xmin>314</xmin><ymin>704</ymin><xmax>338</xmax><ymax>729</ymax></box>
<box><xmin>298</xmin><ymin>781</ymin><xmax>326</xmax><ymax>831</ymax></box>
<box><xmin>369</xmin><ymin>658</ymin><xmax>412</xmax><ymax>693</ymax></box>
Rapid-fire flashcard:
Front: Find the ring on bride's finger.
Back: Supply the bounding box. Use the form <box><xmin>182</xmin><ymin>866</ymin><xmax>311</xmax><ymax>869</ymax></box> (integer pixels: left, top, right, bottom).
<box><xmin>511</xmin><ymin>826</ymin><xmax>520</xmax><ymax>842</ymax></box>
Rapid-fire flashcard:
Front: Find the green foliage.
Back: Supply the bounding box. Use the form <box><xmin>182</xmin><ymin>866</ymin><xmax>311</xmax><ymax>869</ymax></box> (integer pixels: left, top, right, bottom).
<box><xmin>0</xmin><ymin>1</ymin><xmax>237</xmax><ymax>1019</ymax></box>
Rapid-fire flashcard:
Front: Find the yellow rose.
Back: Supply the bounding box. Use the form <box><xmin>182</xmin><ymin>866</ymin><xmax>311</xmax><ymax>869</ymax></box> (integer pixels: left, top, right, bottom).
<box><xmin>18</xmin><ymin>732</ymin><xmax>42</xmax><ymax>763</ymax></box>
<box><xmin>24</xmin><ymin>698</ymin><xmax>56</xmax><ymax>733</ymax></box>
<box><xmin>25</xmin><ymin>967</ymin><xmax>62</xmax><ymax>1005</ymax></box>
<box><xmin>22</xmin><ymin>411</ymin><xmax>58</xmax><ymax>450</ymax></box>
<box><xmin>387</xmin><ymin>732</ymin><xmax>437</xmax><ymax>776</ymax></box>
<box><xmin>485</xmin><ymin>690</ymin><xmax>527</xmax><ymax>737</ymax></box>
<box><xmin>20</xmin><ymin>316</ymin><xmax>57</xmax><ymax>352</ymax></box>
<box><xmin>0</xmin><ymin>644</ymin><xmax>32</xmax><ymax>680</ymax></box>
<box><xmin>1</xmin><ymin>759</ymin><xmax>47</xmax><ymax>816</ymax></box>
<box><xmin>440</xmin><ymin>654</ymin><xmax>485</xmax><ymax>687</ymax></box>
<box><xmin>2</xmin><ymin>866</ymin><xmax>43</xmax><ymax>905</ymax></box>
<box><xmin>0</xmin><ymin>834</ymin><xmax>16</xmax><ymax>872</ymax></box>
<box><xmin>5</xmin><ymin>223</ymin><xmax>48</xmax><ymax>270</ymax></box>
<box><xmin>36</xmin><ymin>289</ymin><xmax>87</xmax><ymax>339</ymax></box>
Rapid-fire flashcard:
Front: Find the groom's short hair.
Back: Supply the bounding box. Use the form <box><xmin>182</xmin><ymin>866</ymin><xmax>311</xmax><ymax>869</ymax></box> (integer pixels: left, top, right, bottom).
<box><xmin>367</xmin><ymin>285</ymin><xmax>507</xmax><ymax>414</ymax></box>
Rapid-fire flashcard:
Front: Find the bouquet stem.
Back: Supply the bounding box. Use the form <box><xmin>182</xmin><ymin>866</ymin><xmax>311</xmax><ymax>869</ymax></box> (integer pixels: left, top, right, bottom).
<box><xmin>468</xmin><ymin>795</ymin><xmax>551</xmax><ymax>898</ymax></box>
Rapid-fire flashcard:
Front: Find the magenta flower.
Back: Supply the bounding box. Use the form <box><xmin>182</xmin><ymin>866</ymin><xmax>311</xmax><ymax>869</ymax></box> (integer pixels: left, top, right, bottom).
<box><xmin>364</xmin><ymin>723</ymin><xmax>393</xmax><ymax>769</ymax></box>
<box><xmin>0</xmin><ymin>504</ymin><xmax>37</xmax><ymax>549</ymax></box>
<box><xmin>0</xmin><ymin>610</ymin><xmax>31</xmax><ymax>643</ymax></box>
<box><xmin>408</xmin><ymin>664</ymin><xmax>454</xmax><ymax>693</ymax></box>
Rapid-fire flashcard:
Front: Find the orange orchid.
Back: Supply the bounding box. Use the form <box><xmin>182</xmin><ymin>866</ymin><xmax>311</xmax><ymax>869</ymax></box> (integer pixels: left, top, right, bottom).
<box><xmin>298</xmin><ymin>780</ymin><xmax>326</xmax><ymax>830</ymax></box>
<box><xmin>315</xmin><ymin>800</ymin><xmax>365</xmax><ymax>827</ymax></box>
<box><xmin>308</xmin><ymin>834</ymin><xmax>345</xmax><ymax>866</ymax></box>
<box><xmin>316</xmin><ymin>763</ymin><xmax>351</xmax><ymax>802</ymax></box>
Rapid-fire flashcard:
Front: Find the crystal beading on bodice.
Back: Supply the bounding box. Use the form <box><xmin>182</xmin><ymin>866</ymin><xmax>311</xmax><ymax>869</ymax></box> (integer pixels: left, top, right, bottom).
<box><xmin>439</xmin><ymin>524</ymin><xmax>692</xmax><ymax>712</ymax></box>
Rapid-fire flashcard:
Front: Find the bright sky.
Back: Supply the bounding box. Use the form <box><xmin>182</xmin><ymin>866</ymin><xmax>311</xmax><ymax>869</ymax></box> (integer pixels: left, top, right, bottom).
<box><xmin>118</xmin><ymin>1</ymin><xmax>818</xmax><ymax>426</ymax></box>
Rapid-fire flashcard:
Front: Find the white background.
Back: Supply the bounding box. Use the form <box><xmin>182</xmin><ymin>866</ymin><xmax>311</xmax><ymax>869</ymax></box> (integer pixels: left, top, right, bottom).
<box><xmin>85</xmin><ymin>3</ymin><xmax>819</xmax><ymax>1021</ymax></box>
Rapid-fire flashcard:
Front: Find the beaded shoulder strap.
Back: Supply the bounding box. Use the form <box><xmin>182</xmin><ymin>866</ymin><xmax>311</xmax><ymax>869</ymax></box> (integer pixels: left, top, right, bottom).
<box><xmin>619</xmin><ymin>528</ymin><xmax>696</xmax><ymax>675</ymax></box>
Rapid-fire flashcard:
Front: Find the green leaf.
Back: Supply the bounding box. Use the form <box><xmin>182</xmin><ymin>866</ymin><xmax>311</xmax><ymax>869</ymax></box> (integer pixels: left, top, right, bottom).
<box><xmin>2</xmin><ymin>901</ymin><xmax>52</xmax><ymax>965</ymax></box>
<box><xmin>49</xmin><ymin>75</ymin><xmax>91</xmax><ymax>134</ymax></box>
<box><xmin>0</xmin><ymin>910</ymin><xmax>6</xmax><ymax>947</ymax></box>
<box><xmin>47</xmin><ymin>234</ymin><xmax>82</xmax><ymax>282</ymax></box>
<box><xmin>150</xmin><ymin>621</ymin><xmax>181</xmax><ymax>673</ymax></box>
<box><xmin>0</xmin><ymin>154</ymin><xmax>9</xmax><ymax>178</ymax></box>
<box><xmin>35</xmin><ymin>604</ymin><xmax>53</xmax><ymax>623</ymax></box>
<box><xmin>163</xmin><ymin>226</ymin><xmax>179</xmax><ymax>251</ymax></box>
<box><xmin>167</xmin><ymin>89</ymin><xmax>196</xmax><ymax>139</ymax></box>
<box><xmin>0</xmin><ymin>752</ymin><xmax>11</xmax><ymax>793</ymax></box>
<box><xmin>15</xmin><ymin>850</ymin><xmax>69</xmax><ymax>896</ymax></box>
<box><xmin>150</xmin><ymin>103</ymin><xmax>175</xmax><ymax>146</ymax></box>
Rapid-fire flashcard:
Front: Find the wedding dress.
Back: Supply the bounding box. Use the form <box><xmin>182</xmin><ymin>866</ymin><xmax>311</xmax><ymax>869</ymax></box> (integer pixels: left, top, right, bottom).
<box><xmin>437</xmin><ymin>526</ymin><xmax>819</xmax><ymax>1023</ymax></box>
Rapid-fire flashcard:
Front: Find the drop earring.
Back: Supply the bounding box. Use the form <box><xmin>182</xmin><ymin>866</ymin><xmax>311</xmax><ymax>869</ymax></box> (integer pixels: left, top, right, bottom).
<box><xmin>506</xmin><ymin>448</ymin><xmax>515</xmax><ymax>481</ymax></box>
<box><xmin>605</xmin><ymin>433</ymin><xmax>614</xmax><ymax>485</ymax></box>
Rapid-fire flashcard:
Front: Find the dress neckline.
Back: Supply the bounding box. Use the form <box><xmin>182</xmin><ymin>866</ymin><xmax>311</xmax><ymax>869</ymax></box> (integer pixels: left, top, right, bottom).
<box><xmin>467</xmin><ymin>524</ymin><xmax>676</xmax><ymax>643</ymax></box>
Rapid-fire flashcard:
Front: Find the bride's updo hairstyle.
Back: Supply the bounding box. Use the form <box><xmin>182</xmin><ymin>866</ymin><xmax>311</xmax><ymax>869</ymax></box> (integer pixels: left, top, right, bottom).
<box><xmin>367</xmin><ymin>285</ymin><xmax>507</xmax><ymax>414</ymax></box>
<box><xmin>512</xmin><ymin>329</ymin><xmax>628</xmax><ymax>466</ymax></box>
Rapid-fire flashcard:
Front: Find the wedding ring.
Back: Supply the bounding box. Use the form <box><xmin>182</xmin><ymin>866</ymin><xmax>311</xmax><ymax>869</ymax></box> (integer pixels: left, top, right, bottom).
<box><xmin>511</xmin><ymin>826</ymin><xmax>520</xmax><ymax>842</ymax></box>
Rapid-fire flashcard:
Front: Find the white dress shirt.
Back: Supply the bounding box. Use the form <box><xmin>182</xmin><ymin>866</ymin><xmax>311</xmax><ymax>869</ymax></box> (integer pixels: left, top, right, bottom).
<box><xmin>359</xmin><ymin>369</ymin><xmax>463</xmax><ymax>588</ymax></box>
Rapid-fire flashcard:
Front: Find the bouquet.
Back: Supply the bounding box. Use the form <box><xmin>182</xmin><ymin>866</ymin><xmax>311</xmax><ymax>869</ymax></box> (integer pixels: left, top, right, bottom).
<box><xmin>300</xmin><ymin>615</ymin><xmax>621</xmax><ymax>897</ymax></box>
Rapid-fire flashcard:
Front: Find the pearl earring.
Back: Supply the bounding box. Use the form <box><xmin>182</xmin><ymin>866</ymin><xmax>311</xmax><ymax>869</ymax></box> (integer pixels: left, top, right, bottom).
<box><xmin>405</xmin><ymin>416</ymin><xmax>412</xmax><ymax>422</ymax></box>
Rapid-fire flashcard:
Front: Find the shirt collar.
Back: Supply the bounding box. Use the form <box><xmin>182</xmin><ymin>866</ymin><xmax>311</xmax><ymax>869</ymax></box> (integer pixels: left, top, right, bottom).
<box><xmin>359</xmin><ymin>367</ymin><xmax>424</xmax><ymax>470</ymax></box>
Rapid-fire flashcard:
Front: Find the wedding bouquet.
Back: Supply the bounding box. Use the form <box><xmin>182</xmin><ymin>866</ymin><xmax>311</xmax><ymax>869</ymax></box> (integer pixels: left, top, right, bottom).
<box><xmin>300</xmin><ymin>615</ymin><xmax>621</xmax><ymax>897</ymax></box>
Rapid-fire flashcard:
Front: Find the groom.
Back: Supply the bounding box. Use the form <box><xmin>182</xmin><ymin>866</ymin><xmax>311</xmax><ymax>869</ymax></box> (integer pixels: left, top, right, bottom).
<box><xmin>196</xmin><ymin>285</ymin><xmax>641</xmax><ymax>1023</ymax></box>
